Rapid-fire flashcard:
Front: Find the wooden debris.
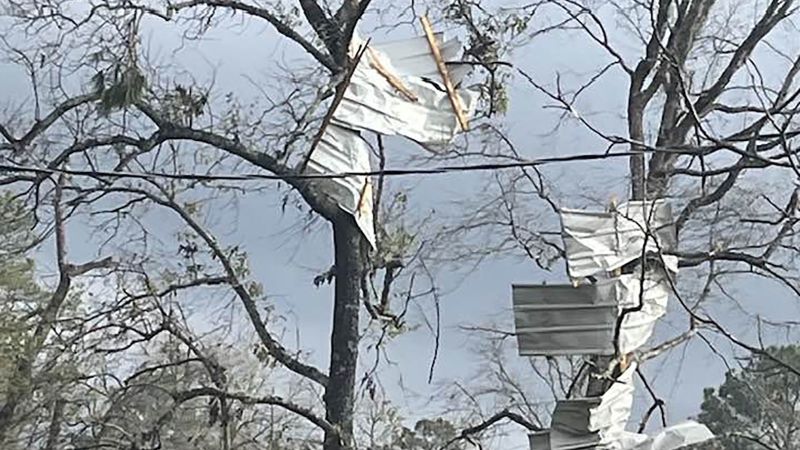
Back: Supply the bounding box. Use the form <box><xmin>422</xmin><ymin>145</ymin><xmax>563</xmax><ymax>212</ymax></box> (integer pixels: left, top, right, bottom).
<box><xmin>420</xmin><ymin>15</ymin><xmax>469</xmax><ymax>132</ymax></box>
<box><xmin>367</xmin><ymin>47</ymin><xmax>419</xmax><ymax>102</ymax></box>
<box><xmin>299</xmin><ymin>40</ymin><xmax>371</xmax><ymax>173</ymax></box>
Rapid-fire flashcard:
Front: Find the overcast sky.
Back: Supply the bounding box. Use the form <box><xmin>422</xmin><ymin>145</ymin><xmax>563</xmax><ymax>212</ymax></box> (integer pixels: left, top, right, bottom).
<box><xmin>3</xmin><ymin>3</ymin><xmax>800</xmax><ymax>449</ymax></box>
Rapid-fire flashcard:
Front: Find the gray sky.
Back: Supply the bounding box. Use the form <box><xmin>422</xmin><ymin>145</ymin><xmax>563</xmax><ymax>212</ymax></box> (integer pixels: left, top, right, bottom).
<box><xmin>3</xmin><ymin>3</ymin><xmax>800</xmax><ymax>449</ymax></box>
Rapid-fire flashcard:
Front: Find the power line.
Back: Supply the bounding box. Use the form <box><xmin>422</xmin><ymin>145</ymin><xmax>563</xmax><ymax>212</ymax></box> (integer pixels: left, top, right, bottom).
<box><xmin>0</xmin><ymin>150</ymin><xmax>641</xmax><ymax>183</ymax></box>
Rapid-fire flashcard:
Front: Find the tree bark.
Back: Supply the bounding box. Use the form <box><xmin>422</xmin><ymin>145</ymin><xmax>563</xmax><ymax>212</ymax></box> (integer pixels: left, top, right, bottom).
<box><xmin>43</xmin><ymin>398</ymin><xmax>65</xmax><ymax>450</ymax></box>
<box><xmin>324</xmin><ymin>216</ymin><xmax>364</xmax><ymax>450</ymax></box>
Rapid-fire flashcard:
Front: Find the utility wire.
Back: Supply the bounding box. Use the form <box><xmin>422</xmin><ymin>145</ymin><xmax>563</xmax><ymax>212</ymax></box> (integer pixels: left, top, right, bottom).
<box><xmin>0</xmin><ymin>150</ymin><xmax>642</xmax><ymax>183</ymax></box>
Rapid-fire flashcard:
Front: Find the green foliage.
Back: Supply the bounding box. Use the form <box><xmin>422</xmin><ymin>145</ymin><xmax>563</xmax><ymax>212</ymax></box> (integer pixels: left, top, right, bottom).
<box><xmin>443</xmin><ymin>1</ymin><xmax>533</xmax><ymax>115</ymax></box>
<box><xmin>378</xmin><ymin>192</ymin><xmax>416</xmax><ymax>260</ymax></box>
<box><xmin>696</xmin><ymin>346</ymin><xmax>800</xmax><ymax>450</ymax></box>
<box><xmin>0</xmin><ymin>191</ymin><xmax>34</xmax><ymax>254</ymax></box>
<box><xmin>0</xmin><ymin>193</ymin><xmax>44</xmax><ymax>397</ymax></box>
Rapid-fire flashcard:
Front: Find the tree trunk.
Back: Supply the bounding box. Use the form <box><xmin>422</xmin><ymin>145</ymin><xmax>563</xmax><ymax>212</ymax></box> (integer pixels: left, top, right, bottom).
<box><xmin>324</xmin><ymin>217</ymin><xmax>364</xmax><ymax>450</ymax></box>
<box><xmin>585</xmin><ymin>144</ymin><xmax>650</xmax><ymax>397</ymax></box>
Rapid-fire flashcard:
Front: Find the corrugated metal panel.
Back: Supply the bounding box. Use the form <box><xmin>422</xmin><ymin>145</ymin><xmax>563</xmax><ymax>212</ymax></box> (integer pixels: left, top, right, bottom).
<box><xmin>560</xmin><ymin>200</ymin><xmax>677</xmax><ymax>280</ymax></box>
<box><xmin>512</xmin><ymin>283</ymin><xmax>617</xmax><ymax>356</ymax></box>
<box><xmin>306</xmin><ymin>124</ymin><xmax>376</xmax><ymax>247</ymax></box>
<box><xmin>334</xmin><ymin>33</ymin><xmax>478</xmax><ymax>145</ymax></box>
<box><xmin>617</xmin><ymin>272</ymin><xmax>670</xmax><ymax>354</ymax></box>
<box><xmin>308</xmin><ymin>32</ymin><xmax>476</xmax><ymax>247</ymax></box>
<box><xmin>333</xmin><ymin>70</ymin><xmax>477</xmax><ymax>144</ymax></box>
<box><xmin>536</xmin><ymin>366</ymin><xmax>713</xmax><ymax>450</ymax></box>
<box><xmin>549</xmin><ymin>364</ymin><xmax>636</xmax><ymax>450</ymax></box>
<box><xmin>372</xmin><ymin>33</ymin><xmax>471</xmax><ymax>82</ymax></box>
<box><xmin>308</xmin><ymin>32</ymin><xmax>475</xmax><ymax>247</ymax></box>
<box><xmin>512</xmin><ymin>272</ymin><xmax>673</xmax><ymax>356</ymax></box>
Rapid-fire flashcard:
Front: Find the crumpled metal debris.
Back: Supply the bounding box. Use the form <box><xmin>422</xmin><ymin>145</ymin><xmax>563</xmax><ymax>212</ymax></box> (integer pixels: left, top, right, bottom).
<box><xmin>306</xmin><ymin>123</ymin><xmax>376</xmax><ymax>246</ymax></box>
<box><xmin>531</xmin><ymin>423</ymin><xmax>714</xmax><ymax>450</ymax></box>
<box><xmin>616</xmin><ymin>270</ymin><xmax>671</xmax><ymax>355</ymax></box>
<box><xmin>548</xmin><ymin>363</ymin><xmax>636</xmax><ymax>449</ymax></box>
<box><xmin>560</xmin><ymin>200</ymin><xmax>677</xmax><ymax>280</ymax></box>
<box><xmin>307</xmin><ymin>32</ymin><xmax>477</xmax><ymax>247</ymax></box>
<box><xmin>530</xmin><ymin>363</ymin><xmax>714</xmax><ymax>450</ymax></box>
<box><xmin>524</xmin><ymin>199</ymin><xmax>709</xmax><ymax>450</ymax></box>
<box><xmin>333</xmin><ymin>33</ymin><xmax>478</xmax><ymax>145</ymax></box>
<box><xmin>626</xmin><ymin>421</ymin><xmax>714</xmax><ymax>450</ymax></box>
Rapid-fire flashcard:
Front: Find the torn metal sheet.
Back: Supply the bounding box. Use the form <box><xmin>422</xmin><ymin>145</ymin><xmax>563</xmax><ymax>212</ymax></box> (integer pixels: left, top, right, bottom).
<box><xmin>589</xmin><ymin>362</ymin><xmax>637</xmax><ymax>437</ymax></box>
<box><xmin>333</xmin><ymin>33</ymin><xmax>478</xmax><ymax>146</ymax></box>
<box><xmin>535</xmin><ymin>367</ymin><xmax>713</xmax><ymax>450</ymax></box>
<box><xmin>539</xmin><ymin>422</ymin><xmax>713</xmax><ymax>450</ymax></box>
<box><xmin>305</xmin><ymin>124</ymin><xmax>376</xmax><ymax>247</ymax></box>
<box><xmin>617</xmin><ymin>271</ymin><xmax>670</xmax><ymax>354</ymax></box>
<box><xmin>548</xmin><ymin>364</ymin><xmax>637</xmax><ymax>449</ymax></box>
<box><xmin>371</xmin><ymin>34</ymin><xmax>472</xmax><ymax>83</ymax></box>
<box><xmin>307</xmin><ymin>32</ymin><xmax>475</xmax><ymax>247</ymax></box>
<box><xmin>512</xmin><ymin>282</ymin><xmax>618</xmax><ymax>356</ymax></box>
<box><xmin>628</xmin><ymin>421</ymin><xmax>714</xmax><ymax>450</ymax></box>
<box><xmin>560</xmin><ymin>200</ymin><xmax>677</xmax><ymax>280</ymax></box>
<box><xmin>604</xmin><ymin>421</ymin><xmax>714</xmax><ymax>450</ymax></box>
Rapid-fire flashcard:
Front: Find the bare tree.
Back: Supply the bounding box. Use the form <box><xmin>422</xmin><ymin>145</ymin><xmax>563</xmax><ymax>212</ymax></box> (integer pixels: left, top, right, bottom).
<box><xmin>3</xmin><ymin>0</ymin><xmax>799</xmax><ymax>448</ymax></box>
<box><xmin>0</xmin><ymin>1</ymin><xmax>508</xmax><ymax>449</ymax></box>
<box><xmin>432</xmin><ymin>0</ymin><xmax>800</xmax><ymax>444</ymax></box>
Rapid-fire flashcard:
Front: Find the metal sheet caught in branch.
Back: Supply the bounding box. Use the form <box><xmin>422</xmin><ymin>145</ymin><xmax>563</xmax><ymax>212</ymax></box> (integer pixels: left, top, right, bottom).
<box><xmin>306</xmin><ymin>32</ymin><xmax>476</xmax><ymax>246</ymax></box>
<box><xmin>334</xmin><ymin>32</ymin><xmax>478</xmax><ymax>145</ymax></box>
<box><xmin>420</xmin><ymin>15</ymin><xmax>470</xmax><ymax>132</ymax></box>
<box><xmin>560</xmin><ymin>200</ymin><xmax>677</xmax><ymax>280</ymax></box>
<box><xmin>616</xmin><ymin>271</ymin><xmax>670</xmax><ymax>354</ymax></box>
<box><xmin>512</xmin><ymin>282</ymin><xmax>618</xmax><ymax>356</ymax></box>
<box><xmin>306</xmin><ymin>124</ymin><xmax>376</xmax><ymax>247</ymax></box>
<box><xmin>372</xmin><ymin>34</ymin><xmax>472</xmax><ymax>83</ymax></box>
<box><xmin>548</xmin><ymin>363</ymin><xmax>637</xmax><ymax>449</ymax></box>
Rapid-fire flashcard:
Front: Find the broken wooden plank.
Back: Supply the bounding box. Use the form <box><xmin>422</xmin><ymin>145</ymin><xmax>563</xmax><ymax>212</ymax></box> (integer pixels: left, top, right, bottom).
<box><xmin>367</xmin><ymin>47</ymin><xmax>419</xmax><ymax>102</ymax></box>
<box><xmin>299</xmin><ymin>39</ymin><xmax>371</xmax><ymax>173</ymax></box>
<box><xmin>420</xmin><ymin>15</ymin><xmax>469</xmax><ymax>132</ymax></box>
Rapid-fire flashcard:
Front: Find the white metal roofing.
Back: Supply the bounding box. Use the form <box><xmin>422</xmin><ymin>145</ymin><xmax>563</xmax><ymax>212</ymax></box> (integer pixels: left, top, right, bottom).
<box><xmin>306</xmin><ymin>31</ymin><xmax>476</xmax><ymax>247</ymax></box>
<box><xmin>548</xmin><ymin>364</ymin><xmax>636</xmax><ymax>450</ymax></box>
<box><xmin>560</xmin><ymin>200</ymin><xmax>677</xmax><ymax>280</ymax></box>
<box><xmin>371</xmin><ymin>33</ymin><xmax>472</xmax><ymax>83</ymax></box>
<box><xmin>616</xmin><ymin>271</ymin><xmax>670</xmax><ymax>354</ymax></box>
<box><xmin>335</xmin><ymin>32</ymin><xmax>478</xmax><ymax>145</ymax></box>
<box><xmin>306</xmin><ymin>123</ymin><xmax>375</xmax><ymax>247</ymax></box>
<box><xmin>512</xmin><ymin>282</ymin><xmax>618</xmax><ymax>356</ymax></box>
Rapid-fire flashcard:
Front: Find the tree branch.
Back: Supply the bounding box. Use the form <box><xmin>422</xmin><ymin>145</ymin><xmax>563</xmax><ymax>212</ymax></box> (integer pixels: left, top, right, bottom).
<box><xmin>168</xmin><ymin>0</ymin><xmax>338</xmax><ymax>71</ymax></box>
<box><xmin>172</xmin><ymin>387</ymin><xmax>335</xmax><ymax>435</ymax></box>
<box><xmin>443</xmin><ymin>409</ymin><xmax>540</xmax><ymax>449</ymax></box>
<box><xmin>99</xmin><ymin>184</ymin><xmax>330</xmax><ymax>387</ymax></box>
